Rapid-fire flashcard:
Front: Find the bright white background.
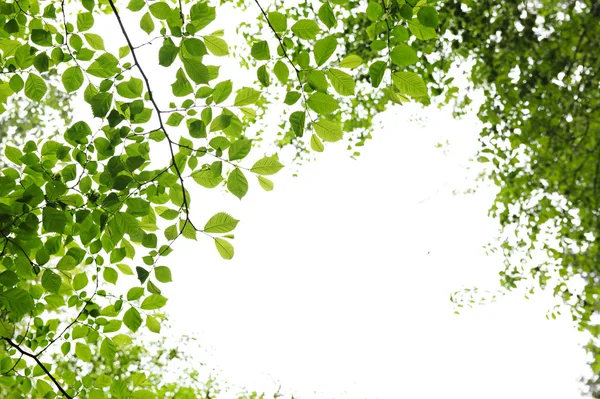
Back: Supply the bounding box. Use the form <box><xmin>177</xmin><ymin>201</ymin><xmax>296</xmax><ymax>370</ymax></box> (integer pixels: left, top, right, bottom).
<box><xmin>163</xmin><ymin>104</ymin><xmax>589</xmax><ymax>399</ymax></box>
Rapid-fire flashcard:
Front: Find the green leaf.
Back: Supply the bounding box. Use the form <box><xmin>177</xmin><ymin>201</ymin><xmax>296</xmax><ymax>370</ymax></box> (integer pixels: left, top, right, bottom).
<box><xmin>390</xmin><ymin>44</ymin><xmax>418</xmax><ymax>66</ymax></box>
<box><xmin>149</xmin><ymin>2</ymin><xmax>172</xmax><ymax>19</ymax></box>
<box><xmin>103</xmin><ymin>267</ymin><xmax>118</xmax><ymax>284</ymax></box>
<box><xmin>366</xmin><ymin>1</ymin><xmax>383</xmax><ymax>21</ymax></box>
<box><xmin>140</xmin><ymin>12</ymin><xmax>155</xmax><ymax>35</ymax></box>
<box><xmin>56</xmin><ymin>256</ymin><xmax>77</xmax><ymax>271</ymax></box>
<box><xmin>75</xmin><ymin>342</ymin><xmax>92</xmax><ymax>362</ymax></box>
<box><xmin>310</xmin><ymin>134</ymin><xmax>324</xmax><ymax>152</ymax></box>
<box><xmin>9</xmin><ymin>75</ymin><xmax>24</xmax><ymax>92</ymax></box>
<box><xmin>407</xmin><ymin>20</ymin><xmax>438</xmax><ymax>40</ymax></box>
<box><xmin>284</xmin><ymin>91</ymin><xmax>301</xmax><ymax>105</ymax></box>
<box><xmin>182</xmin><ymin>38</ymin><xmax>207</xmax><ymax>57</ymax></box>
<box><xmin>116</xmin><ymin>77</ymin><xmax>143</xmax><ymax>99</ymax></box>
<box><xmin>87</xmin><ymin>53</ymin><xmax>119</xmax><ymax>78</ymax></box>
<box><xmin>234</xmin><ymin>87</ymin><xmax>260</xmax><ymax>106</ymax></box>
<box><xmin>339</xmin><ymin>54</ymin><xmax>363</xmax><ymax>69</ymax></box>
<box><xmin>251</xmin><ymin>40</ymin><xmax>270</xmax><ymax>60</ymax></box>
<box><xmin>24</xmin><ymin>73</ymin><xmax>47</xmax><ymax>101</ymax></box>
<box><xmin>90</xmin><ymin>92</ymin><xmax>113</xmax><ymax>118</ymax></box>
<box><xmin>227</xmin><ymin>168</ymin><xmax>248</xmax><ymax>199</ymax></box>
<box><xmin>204</xmin><ymin>212</ymin><xmax>239</xmax><ymax>233</ymax></box>
<box><xmin>166</xmin><ymin>113</ymin><xmax>184</xmax><ymax>126</ymax></box>
<box><xmin>307</xmin><ymin>92</ymin><xmax>339</xmax><ymax>114</ymax></box>
<box><xmin>204</xmin><ymin>36</ymin><xmax>229</xmax><ymax>56</ymax></box>
<box><xmin>119</xmin><ymin>45</ymin><xmax>131</xmax><ymax>58</ymax></box>
<box><xmin>369</xmin><ymin>60</ymin><xmax>387</xmax><ymax>88</ymax></box>
<box><xmin>182</xmin><ymin>56</ymin><xmax>210</xmax><ymax>84</ymax></box>
<box><xmin>418</xmin><ymin>6</ymin><xmax>439</xmax><ymax>28</ymax></box>
<box><xmin>267</xmin><ymin>11</ymin><xmax>287</xmax><ymax>32</ymax></box>
<box><xmin>391</xmin><ymin>71</ymin><xmax>428</xmax><ymax>98</ymax></box>
<box><xmin>146</xmin><ymin>315</ymin><xmax>161</xmax><ymax>333</ymax></box>
<box><xmin>141</xmin><ymin>294</ymin><xmax>167</xmax><ymax>310</ymax></box>
<box><xmin>318</xmin><ymin>2</ymin><xmax>336</xmax><ymax>29</ymax></box>
<box><xmin>289</xmin><ymin>111</ymin><xmax>305</xmax><ymax>136</ymax></box>
<box><xmin>327</xmin><ymin>68</ymin><xmax>355</xmax><ymax>96</ymax></box>
<box><xmin>172</xmin><ymin>68</ymin><xmax>193</xmax><ymax>96</ymax></box>
<box><xmin>191</xmin><ymin>169</ymin><xmax>223</xmax><ymax>188</ymax></box>
<box><xmin>62</xmin><ymin>66</ymin><xmax>84</xmax><ymax>93</ymax></box>
<box><xmin>209</xmin><ymin>114</ymin><xmax>232</xmax><ymax>131</ymax></box>
<box><xmin>77</xmin><ymin>12</ymin><xmax>94</xmax><ymax>31</ymax></box>
<box><xmin>0</xmin><ymin>288</ymin><xmax>34</xmax><ymax>317</ymax></box>
<box><xmin>291</xmin><ymin>19</ymin><xmax>320</xmax><ymax>40</ymax></box>
<box><xmin>251</xmin><ymin>156</ymin><xmax>284</xmax><ymax>175</ymax></box>
<box><xmin>84</xmin><ymin>33</ymin><xmax>105</xmax><ymax>50</ymax></box>
<box><xmin>257</xmin><ymin>176</ymin><xmax>274</xmax><ymax>191</ymax></box>
<box><xmin>0</xmin><ymin>320</ymin><xmax>14</xmax><ymax>338</ymax></box>
<box><xmin>154</xmin><ymin>266</ymin><xmax>172</xmax><ymax>283</ymax></box>
<box><xmin>5</xmin><ymin>145</ymin><xmax>23</xmax><ymax>165</ymax></box>
<box><xmin>128</xmin><ymin>0</ymin><xmax>144</xmax><ymax>11</ymax></box>
<box><xmin>158</xmin><ymin>41</ymin><xmax>179</xmax><ymax>67</ymax></box>
<box><xmin>273</xmin><ymin>61</ymin><xmax>289</xmax><ymax>84</ymax></box>
<box><xmin>212</xmin><ymin>80</ymin><xmax>232</xmax><ymax>104</ymax></box>
<box><xmin>43</xmin><ymin>207</ymin><xmax>68</xmax><ymax>234</ymax></box>
<box><xmin>399</xmin><ymin>4</ymin><xmax>412</xmax><ymax>20</ymax></box>
<box><xmin>100</xmin><ymin>338</ymin><xmax>116</xmax><ymax>360</ymax></box>
<box><xmin>73</xmin><ymin>273</ymin><xmax>89</xmax><ymax>290</ymax></box>
<box><xmin>214</xmin><ymin>238</ymin><xmax>234</xmax><ymax>260</ymax></box>
<box><xmin>314</xmin><ymin>35</ymin><xmax>337</xmax><ymax>66</ymax></box>
<box><xmin>228</xmin><ymin>139</ymin><xmax>251</xmax><ymax>161</ymax></box>
<box><xmin>127</xmin><ymin>287</ymin><xmax>145</xmax><ymax>301</ymax></box>
<box><xmin>313</xmin><ymin>119</ymin><xmax>343</xmax><ymax>142</ymax></box>
<box><xmin>41</xmin><ymin>270</ymin><xmax>61</xmax><ymax>293</ymax></box>
<box><xmin>123</xmin><ymin>307</ymin><xmax>143</xmax><ymax>332</ymax></box>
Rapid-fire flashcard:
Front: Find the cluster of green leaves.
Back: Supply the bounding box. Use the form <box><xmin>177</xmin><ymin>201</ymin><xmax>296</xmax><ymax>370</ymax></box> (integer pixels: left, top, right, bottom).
<box><xmin>233</xmin><ymin>0</ymin><xmax>440</xmax><ymax>158</ymax></box>
<box><xmin>0</xmin><ymin>72</ymin><xmax>72</xmax><ymax>168</ymax></box>
<box><xmin>424</xmin><ymin>0</ymin><xmax>600</xmax><ymax>393</ymax></box>
<box><xmin>0</xmin><ymin>0</ymin><xmax>438</xmax><ymax>397</ymax></box>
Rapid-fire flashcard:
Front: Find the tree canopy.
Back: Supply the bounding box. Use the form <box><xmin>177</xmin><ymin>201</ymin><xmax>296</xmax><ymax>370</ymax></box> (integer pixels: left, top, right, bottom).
<box><xmin>1</xmin><ymin>0</ymin><xmax>600</xmax><ymax>397</ymax></box>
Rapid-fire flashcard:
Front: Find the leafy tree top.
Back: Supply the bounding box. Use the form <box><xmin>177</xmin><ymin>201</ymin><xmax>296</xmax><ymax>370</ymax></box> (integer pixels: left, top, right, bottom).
<box><xmin>0</xmin><ymin>0</ymin><xmax>440</xmax><ymax>397</ymax></box>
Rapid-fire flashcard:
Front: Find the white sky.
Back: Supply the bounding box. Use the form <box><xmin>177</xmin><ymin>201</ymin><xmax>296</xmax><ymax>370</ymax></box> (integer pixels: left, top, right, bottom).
<box><xmin>162</xmin><ymin>103</ymin><xmax>589</xmax><ymax>399</ymax></box>
<box><xmin>67</xmin><ymin>4</ymin><xmax>591</xmax><ymax>399</ymax></box>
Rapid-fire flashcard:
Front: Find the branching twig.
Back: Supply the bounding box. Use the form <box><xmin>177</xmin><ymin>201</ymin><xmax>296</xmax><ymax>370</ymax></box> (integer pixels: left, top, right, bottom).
<box><xmin>106</xmin><ymin>0</ymin><xmax>191</xmax><ymax>223</ymax></box>
<box><xmin>4</xmin><ymin>338</ymin><xmax>73</xmax><ymax>399</ymax></box>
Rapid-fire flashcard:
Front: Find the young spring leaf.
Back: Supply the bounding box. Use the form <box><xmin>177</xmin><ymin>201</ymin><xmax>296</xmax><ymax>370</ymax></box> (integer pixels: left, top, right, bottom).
<box><xmin>313</xmin><ymin>119</ymin><xmax>343</xmax><ymax>142</ymax></box>
<box><xmin>391</xmin><ymin>71</ymin><xmax>428</xmax><ymax>98</ymax></box>
<box><xmin>291</xmin><ymin>19</ymin><xmax>320</xmax><ymax>40</ymax></box>
<box><xmin>307</xmin><ymin>92</ymin><xmax>340</xmax><ymax>114</ymax></box>
<box><xmin>339</xmin><ymin>54</ymin><xmax>363</xmax><ymax>69</ymax></box>
<box><xmin>24</xmin><ymin>73</ymin><xmax>47</xmax><ymax>101</ymax></box>
<box><xmin>214</xmin><ymin>238</ymin><xmax>234</xmax><ymax>260</ymax></box>
<box><xmin>314</xmin><ymin>35</ymin><xmax>337</xmax><ymax>66</ymax></box>
<box><xmin>250</xmin><ymin>156</ymin><xmax>284</xmax><ymax>175</ymax></box>
<box><xmin>327</xmin><ymin>68</ymin><xmax>355</xmax><ymax>96</ymax></box>
<box><xmin>62</xmin><ymin>66</ymin><xmax>84</xmax><ymax>93</ymax></box>
<box><xmin>227</xmin><ymin>168</ymin><xmax>248</xmax><ymax>199</ymax></box>
<box><xmin>204</xmin><ymin>212</ymin><xmax>239</xmax><ymax>233</ymax></box>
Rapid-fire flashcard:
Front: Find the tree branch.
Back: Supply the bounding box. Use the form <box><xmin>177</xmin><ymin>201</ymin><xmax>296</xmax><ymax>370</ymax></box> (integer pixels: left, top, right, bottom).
<box><xmin>106</xmin><ymin>0</ymin><xmax>190</xmax><ymax>221</ymax></box>
<box><xmin>4</xmin><ymin>338</ymin><xmax>73</xmax><ymax>399</ymax></box>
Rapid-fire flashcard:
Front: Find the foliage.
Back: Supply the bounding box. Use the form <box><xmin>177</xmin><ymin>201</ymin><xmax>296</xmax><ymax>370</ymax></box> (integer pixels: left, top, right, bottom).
<box><xmin>0</xmin><ymin>0</ymin><xmax>440</xmax><ymax>397</ymax></box>
<box><xmin>424</xmin><ymin>0</ymin><xmax>600</xmax><ymax>393</ymax></box>
<box><xmin>0</xmin><ymin>72</ymin><xmax>72</xmax><ymax>167</ymax></box>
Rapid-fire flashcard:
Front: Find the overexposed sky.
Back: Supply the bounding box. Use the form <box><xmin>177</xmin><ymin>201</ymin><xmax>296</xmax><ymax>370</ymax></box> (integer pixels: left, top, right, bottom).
<box><xmin>65</xmin><ymin>4</ymin><xmax>591</xmax><ymax>398</ymax></box>
<box><xmin>163</xmin><ymin>103</ymin><xmax>589</xmax><ymax>399</ymax></box>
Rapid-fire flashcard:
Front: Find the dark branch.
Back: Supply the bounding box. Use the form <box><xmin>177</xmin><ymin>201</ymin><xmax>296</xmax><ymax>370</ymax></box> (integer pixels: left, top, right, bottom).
<box><xmin>4</xmin><ymin>338</ymin><xmax>73</xmax><ymax>399</ymax></box>
<box><xmin>106</xmin><ymin>0</ymin><xmax>190</xmax><ymax>221</ymax></box>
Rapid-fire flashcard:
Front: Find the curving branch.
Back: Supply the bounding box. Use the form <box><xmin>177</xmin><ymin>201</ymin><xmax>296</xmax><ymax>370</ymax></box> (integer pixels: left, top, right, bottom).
<box><xmin>4</xmin><ymin>338</ymin><xmax>73</xmax><ymax>399</ymax></box>
<box><xmin>106</xmin><ymin>0</ymin><xmax>191</xmax><ymax>223</ymax></box>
